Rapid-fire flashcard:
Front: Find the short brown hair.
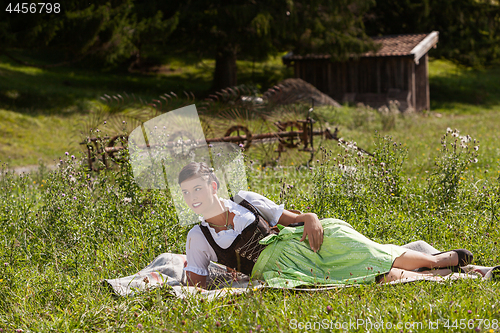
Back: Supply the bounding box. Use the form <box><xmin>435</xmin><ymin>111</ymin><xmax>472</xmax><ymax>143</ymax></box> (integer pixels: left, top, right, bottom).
<box><xmin>178</xmin><ymin>162</ymin><xmax>220</xmax><ymax>190</ymax></box>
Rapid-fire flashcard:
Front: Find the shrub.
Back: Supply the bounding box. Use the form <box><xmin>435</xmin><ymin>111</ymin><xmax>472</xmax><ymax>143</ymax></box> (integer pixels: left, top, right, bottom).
<box><xmin>427</xmin><ymin>128</ymin><xmax>479</xmax><ymax>207</ymax></box>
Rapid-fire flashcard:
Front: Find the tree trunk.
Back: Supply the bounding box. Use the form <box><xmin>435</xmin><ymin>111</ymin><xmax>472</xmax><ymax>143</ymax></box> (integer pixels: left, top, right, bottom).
<box><xmin>212</xmin><ymin>47</ymin><xmax>237</xmax><ymax>91</ymax></box>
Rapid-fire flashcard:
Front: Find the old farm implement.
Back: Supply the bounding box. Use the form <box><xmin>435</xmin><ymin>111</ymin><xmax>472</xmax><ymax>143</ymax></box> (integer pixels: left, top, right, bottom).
<box><xmin>80</xmin><ymin>111</ymin><xmax>356</xmax><ymax>171</ymax></box>
<box><xmin>80</xmin><ymin>89</ymin><xmax>373</xmax><ymax>171</ymax></box>
<box><xmin>208</xmin><ymin>113</ymin><xmax>336</xmax><ymax>156</ymax></box>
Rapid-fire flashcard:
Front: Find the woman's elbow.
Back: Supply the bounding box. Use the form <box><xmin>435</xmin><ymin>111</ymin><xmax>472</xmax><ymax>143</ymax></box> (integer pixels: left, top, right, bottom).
<box><xmin>186</xmin><ymin>271</ymin><xmax>207</xmax><ymax>289</ymax></box>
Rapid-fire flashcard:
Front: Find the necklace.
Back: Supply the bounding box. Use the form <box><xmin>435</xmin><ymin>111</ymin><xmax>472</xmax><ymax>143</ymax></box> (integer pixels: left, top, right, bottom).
<box><xmin>205</xmin><ymin>209</ymin><xmax>232</xmax><ymax>230</ymax></box>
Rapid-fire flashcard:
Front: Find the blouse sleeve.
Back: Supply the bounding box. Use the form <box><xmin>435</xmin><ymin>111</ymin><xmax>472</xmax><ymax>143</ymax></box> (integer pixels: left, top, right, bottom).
<box><xmin>184</xmin><ymin>226</ymin><xmax>217</xmax><ymax>276</ymax></box>
<box><xmin>236</xmin><ymin>190</ymin><xmax>285</xmax><ymax>226</ymax></box>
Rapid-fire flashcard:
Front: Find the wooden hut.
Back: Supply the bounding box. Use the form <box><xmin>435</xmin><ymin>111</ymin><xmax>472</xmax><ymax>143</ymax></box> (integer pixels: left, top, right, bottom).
<box><xmin>282</xmin><ymin>31</ymin><xmax>439</xmax><ymax>112</ymax></box>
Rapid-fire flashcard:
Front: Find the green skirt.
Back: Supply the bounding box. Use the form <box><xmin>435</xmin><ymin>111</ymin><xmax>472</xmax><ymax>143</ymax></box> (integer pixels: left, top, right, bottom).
<box><xmin>251</xmin><ymin>218</ymin><xmax>407</xmax><ymax>288</ymax></box>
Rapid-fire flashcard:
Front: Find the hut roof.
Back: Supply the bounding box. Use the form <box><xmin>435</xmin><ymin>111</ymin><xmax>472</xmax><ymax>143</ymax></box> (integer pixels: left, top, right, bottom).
<box><xmin>283</xmin><ymin>31</ymin><xmax>438</xmax><ymax>65</ymax></box>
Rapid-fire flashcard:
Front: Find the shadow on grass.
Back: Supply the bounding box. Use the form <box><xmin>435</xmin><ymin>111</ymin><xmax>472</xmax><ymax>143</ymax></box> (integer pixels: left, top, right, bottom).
<box><xmin>429</xmin><ymin>60</ymin><xmax>500</xmax><ymax>111</ymax></box>
<box><xmin>0</xmin><ymin>55</ymin><xmax>213</xmax><ymax>116</ymax></box>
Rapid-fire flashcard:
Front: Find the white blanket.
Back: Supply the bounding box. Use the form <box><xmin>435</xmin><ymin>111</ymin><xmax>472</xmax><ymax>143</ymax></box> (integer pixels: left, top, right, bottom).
<box><xmin>103</xmin><ymin>241</ymin><xmax>488</xmax><ymax>299</ymax></box>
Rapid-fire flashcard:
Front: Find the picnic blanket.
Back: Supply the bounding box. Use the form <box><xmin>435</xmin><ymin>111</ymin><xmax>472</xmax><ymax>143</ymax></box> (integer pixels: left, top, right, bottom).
<box><xmin>103</xmin><ymin>241</ymin><xmax>491</xmax><ymax>300</ymax></box>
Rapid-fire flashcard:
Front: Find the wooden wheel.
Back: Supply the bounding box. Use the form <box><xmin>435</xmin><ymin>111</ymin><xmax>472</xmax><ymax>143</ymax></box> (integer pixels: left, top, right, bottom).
<box><xmin>224</xmin><ymin>125</ymin><xmax>253</xmax><ymax>149</ymax></box>
<box><xmin>105</xmin><ymin>134</ymin><xmax>128</xmax><ymax>164</ymax></box>
<box><xmin>275</xmin><ymin>121</ymin><xmax>302</xmax><ymax>148</ymax></box>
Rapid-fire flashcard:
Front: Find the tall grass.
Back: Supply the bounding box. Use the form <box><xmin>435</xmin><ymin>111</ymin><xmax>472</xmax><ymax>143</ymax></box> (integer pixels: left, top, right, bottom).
<box><xmin>1</xmin><ymin>53</ymin><xmax>500</xmax><ymax>331</ymax></box>
<box><xmin>0</xmin><ymin>126</ymin><xmax>499</xmax><ymax>331</ymax></box>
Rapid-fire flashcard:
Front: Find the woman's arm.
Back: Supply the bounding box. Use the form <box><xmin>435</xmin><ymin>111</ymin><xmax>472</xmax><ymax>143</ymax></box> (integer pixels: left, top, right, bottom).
<box><xmin>184</xmin><ymin>226</ymin><xmax>216</xmax><ymax>290</ymax></box>
<box><xmin>278</xmin><ymin>210</ymin><xmax>324</xmax><ymax>252</ymax></box>
<box><xmin>186</xmin><ymin>271</ymin><xmax>207</xmax><ymax>290</ymax></box>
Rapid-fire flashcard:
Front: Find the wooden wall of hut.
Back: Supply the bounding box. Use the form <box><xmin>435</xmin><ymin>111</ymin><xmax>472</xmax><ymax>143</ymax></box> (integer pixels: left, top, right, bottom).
<box><xmin>415</xmin><ymin>54</ymin><xmax>430</xmax><ymax>112</ymax></box>
<box><xmin>292</xmin><ymin>54</ymin><xmax>430</xmax><ymax>112</ymax></box>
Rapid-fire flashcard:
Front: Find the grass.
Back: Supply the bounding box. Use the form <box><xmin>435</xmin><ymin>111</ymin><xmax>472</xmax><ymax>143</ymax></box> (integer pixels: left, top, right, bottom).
<box><xmin>312</xmin><ymin>105</ymin><xmax>500</xmax><ymax>180</ymax></box>
<box><xmin>0</xmin><ymin>52</ymin><xmax>292</xmax><ymax>167</ymax></box>
<box><xmin>0</xmin><ymin>109</ymin><xmax>80</xmax><ymax>165</ymax></box>
<box><xmin>1</xmin><ymin>55</ymin><xmax>500</xmax><ymax>168</ymax></box>
<box><xmin>1</xmin><ymin>54</ymin><xmax>500</xmax><ymax>331</ymax></box>
<box><xmin>429</xmin><ymin>59</ymin><xmax>500</xmax><ymax>112</ymax></box>
<box><xmin>0</xmin><ymin>133</ymin><xmax>499</xmax><ymax>332</ymax></box>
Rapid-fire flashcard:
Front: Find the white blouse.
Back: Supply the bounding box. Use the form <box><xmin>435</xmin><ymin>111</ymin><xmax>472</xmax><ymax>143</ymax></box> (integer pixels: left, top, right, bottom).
<box><xmin>184</xmin><ymin>190</ymin><xmax>285</xmax><ymax>276</ymax></box>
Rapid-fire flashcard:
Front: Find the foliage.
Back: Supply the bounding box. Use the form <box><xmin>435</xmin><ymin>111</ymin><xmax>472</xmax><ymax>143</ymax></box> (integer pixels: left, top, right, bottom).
<box><xmin>370</xmin><ymin>133</ymin><xmax>408</xmax><ymax>198</ymax></box>
<box><xmin>1</xmin><ymin>0</ymin><xmax>378</xmax><ymax>87</ymax></box>
<box><xmin>365</xmin><ymin>0</ymin><xmax>500</xmax><ymax>67</ymax></box>
<box><xmin>283</xmin><ymin>0</ymin><xmax>378</xmax><ymax>58</ymax></box>
<box><xmin>427</xmin><ymin>128</ymin><xmax>479</xmax><ymax>207</ymax></box>
<box><xmin>0</xmin><ymin>1</ymin><xmax>180</xmax><ymax>68</ymax></box>
<box><xmin>3</xmin><ymin>0</ymin><xmax>500</xmax><ymax>74</ymax></box>
<box><xmin>1</xmin><ymin>124</ymin><xmax>500</xmax><ymax>331</ymax></box>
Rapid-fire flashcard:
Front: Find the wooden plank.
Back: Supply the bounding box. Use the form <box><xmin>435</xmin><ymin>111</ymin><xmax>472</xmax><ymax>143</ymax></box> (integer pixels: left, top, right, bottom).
<box><xmin>327</xmin><ymin>61</ymin><xmax>333</xmax><ymax>96</ymax></box>
<box><xmin>425</xmin><ymin>53</ymin><xmax>430</xmax><ymax>110</ymax></box>
<box><xmin>361</xmin><ymin>59</ymin><xmax>366</xmax><ymax>93</ymax></box>
<box><xmin>415</xmin><ymin>53</ymin><xmax>427</xmax><ymax>111</ymax></box>
<box><xmin>410</xmin><ymin>59</ymin><xmax>416</xmax><ymax>111</ymax></box>
<box><xmin>387</xmin><ymin>58</ymin><xmax>394</xmax><ymax>89</ymax></box>
<box><xmin>354</xmin><ymin>60</ymin><xmax>359</xmax><ymax>93</ymax></box>
<box><xmin>337</xmin><ymin>62</ymin><xmax>342</xmax><ymax>99</ymax></box>
<box><xmin>366</xmin><ymin>59</ymin><xmax>371</xmax><ymax>93</ymax></box>
<box><xmin>411</xmin><ymin>31</ymin><xmax>439</xmax><ymax>64</ymax></box>
<box><xmin>377</xmin><ymin>58</ymin><xmax>381</xmax><ymax>93</ymax></box>
<box><xmin>313</xmin><ymin>61</ymin><xmax>317</xmax><ymax>88</ymax></box>
<box><xmin>400</xmin><ymin>58</ymin><xmax>405</xmax><ymax>90</ymax></box>
<box><xmin>342</xmin><ymin>62</ymin><xmax>347</xmax><ymax>97</ymax></box>
<box><xmin>349</xmin><ymin>60</ymin><xmax>354</xmax><ymax>93</ymax></box>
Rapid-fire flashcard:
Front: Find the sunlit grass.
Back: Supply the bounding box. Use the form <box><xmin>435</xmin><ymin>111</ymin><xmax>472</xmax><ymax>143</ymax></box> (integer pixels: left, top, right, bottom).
<box><xmin>0</xmin><ymin>133</ymin><xmax>499</xmax><ymax>331</ymax></box>
<box><xmin>0</xmin><ymin>61</ymin><xmax>44</xmax><ymax>75</ymax></box>
<box><xmin>429</xmin><ymin>59</ymin><xmax>500</xmax><ymax>111</ymax></box>
<box><xmin>2</xmin><ymin>49</ymin><xmax>500</xmax><ymax>332</ymax></box>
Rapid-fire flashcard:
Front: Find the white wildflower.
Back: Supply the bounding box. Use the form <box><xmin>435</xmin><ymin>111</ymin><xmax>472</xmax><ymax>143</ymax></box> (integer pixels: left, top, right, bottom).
<box><xmin>472</xmin><ymin>158</ymin><xmax>478</xmax><ymax>163</ymax></box>
<box><xmin>474</xmin><ymin>146</ymin><xmax>479</xmax><ymax>151</ymax></box>
<box><xmin>446</xmin><ymin>127</ymin><xmax>452</xmax><ymax>133</ymax></box>
<box><xmin>123</xmin><ymin>197</ymin><xmax>132</xmax><ymax>203</ymax></box>
<box><xmin>460</xmin><ymin>135</ymin><xmax>471</xmax><ymax>143</ymax></box>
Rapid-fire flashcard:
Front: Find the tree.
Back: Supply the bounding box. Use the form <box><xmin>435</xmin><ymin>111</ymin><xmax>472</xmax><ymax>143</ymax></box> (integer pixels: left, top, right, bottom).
<box><xmin>1</xmin><ymin>0</ymin><xmax>380</xmax><ymax>88</ymax></box>
<box><xmin>364</xmin><ymin>0</ymin><xmax>500</xmax><ymax>67</ymax></box>
<box><xmin>168</xmin><ymin>0</ymin><xmax>377</xmax><ymax>91</ymax></box>
<box><xmin>0</xmin><ymin>0</ymin><xmax>179</xmax><ymax>68</ymax></box>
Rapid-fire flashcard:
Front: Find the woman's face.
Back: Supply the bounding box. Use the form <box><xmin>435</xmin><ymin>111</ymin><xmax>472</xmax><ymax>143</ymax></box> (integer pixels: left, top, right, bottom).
<box><xmin>180</xmin><ymin>176</ymin><xmax>216</xmax><ymax>215</ymax></box>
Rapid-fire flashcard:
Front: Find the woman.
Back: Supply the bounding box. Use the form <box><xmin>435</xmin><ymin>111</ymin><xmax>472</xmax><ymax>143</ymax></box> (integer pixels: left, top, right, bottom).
<box><xmin>179</xmin><ymin>162</ymin><xmax>473</xmax><ymax>289</ymax></box>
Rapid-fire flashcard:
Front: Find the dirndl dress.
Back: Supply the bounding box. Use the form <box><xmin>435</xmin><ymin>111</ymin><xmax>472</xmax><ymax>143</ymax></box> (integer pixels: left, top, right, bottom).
<box><xmin>251</xmin><ymin>218</ymin><xmax>407</xmax><ymax>288</ymax></box>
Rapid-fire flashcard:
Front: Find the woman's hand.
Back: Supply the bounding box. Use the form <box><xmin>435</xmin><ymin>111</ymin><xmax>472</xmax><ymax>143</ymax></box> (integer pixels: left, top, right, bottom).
<box><xmin>278</xmin><ymin>211</ymin><xmax>324</xmax><ymax>252</ymax></box>
<box><xmin>299</xmin><ymin>213</ymin><xmax>324</xmax><ymax>252</ymax></box>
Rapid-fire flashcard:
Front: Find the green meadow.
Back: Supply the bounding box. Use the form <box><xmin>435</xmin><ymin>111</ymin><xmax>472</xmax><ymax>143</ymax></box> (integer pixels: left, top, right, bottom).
<box><xmin>1</xmin><ymin>55</ymin><xmax>500</xmax><ymax>332</ymax></box>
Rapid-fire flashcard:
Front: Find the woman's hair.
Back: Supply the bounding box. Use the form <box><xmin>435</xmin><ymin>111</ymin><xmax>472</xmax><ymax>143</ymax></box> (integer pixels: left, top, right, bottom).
<box><xmin>178</xmin><ymin>162</ymin><xmax>220</xmax><ymax>190</ymax></box>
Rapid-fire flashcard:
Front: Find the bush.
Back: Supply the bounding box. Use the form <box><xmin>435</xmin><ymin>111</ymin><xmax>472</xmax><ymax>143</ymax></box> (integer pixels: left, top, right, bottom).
<box><xmin>427</xmin><ymin>128</ymin><xmax>479</xmax><ymax>208</ymax></box>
